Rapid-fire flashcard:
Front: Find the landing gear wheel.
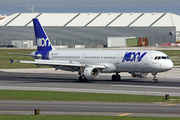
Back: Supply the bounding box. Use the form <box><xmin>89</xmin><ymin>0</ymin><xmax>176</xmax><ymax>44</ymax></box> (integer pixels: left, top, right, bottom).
<box><xmin>112</xmin><ymin>75</ymin><xmax>115</xmax><ymax>81</ymax></box>
<box><xmin>152</xmin><ymin>79</ymin><xmax>158</xmax><ymax>83</ymax></box>
<box><xmin>111</xmin><ymin>74</ymin><xmax>121</xmax><ymax>81</ymax></box>
<box><xmin>79</xmin><ymin>75</ymin><xmax>87</xmax><ymax>82</ymax></box>
<box><xmin>152</xmin><ymin>72</ymin><xmax>158</xmax><ymax>83</ymax></box>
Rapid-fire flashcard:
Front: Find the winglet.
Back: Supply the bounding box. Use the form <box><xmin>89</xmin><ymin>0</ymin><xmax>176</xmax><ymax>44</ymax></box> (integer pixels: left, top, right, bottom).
<box><xmin>10</xmin><ymin>58</ymin><xmax>13</xmax><ymax>64</ymax></box>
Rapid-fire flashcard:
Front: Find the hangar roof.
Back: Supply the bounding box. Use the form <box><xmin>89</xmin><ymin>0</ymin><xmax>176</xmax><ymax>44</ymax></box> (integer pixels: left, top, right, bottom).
<box><xmin>0</xmin><ymin>12</ymin><xmax>180</xmax><ymax>30</ymax></box>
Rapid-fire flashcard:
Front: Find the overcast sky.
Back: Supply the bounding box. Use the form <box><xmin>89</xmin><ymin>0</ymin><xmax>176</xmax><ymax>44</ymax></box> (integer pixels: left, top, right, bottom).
<box><xmin>0</xmin><ymin>0</ymin><xmax>180</xmax><ymax>6</ymax></box>
<box><xmin>0</xmin><ymin>0</ymin><xmax>180</xmax><ymax>15</ymax></box>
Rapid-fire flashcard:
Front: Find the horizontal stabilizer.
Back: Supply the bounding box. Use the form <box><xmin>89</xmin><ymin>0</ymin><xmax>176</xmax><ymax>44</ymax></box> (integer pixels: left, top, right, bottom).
<box><xmin>9</xmin><ymin>58</ymin><xmax>20</xmax><ymax>64</ymax></box>
<box><xmin>8</xmin><ymin>53</ymin><xmax>41</xmax><ymax>58</ymax></box>
<box><xmin>10</xmin><ymin>58</ymin><xmax>13</xmax><ymax>64</ymax></box>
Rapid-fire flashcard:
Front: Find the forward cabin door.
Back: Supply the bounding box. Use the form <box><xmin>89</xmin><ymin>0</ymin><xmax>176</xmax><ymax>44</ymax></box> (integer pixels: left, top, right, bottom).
<box><xmin>116</xmin><ymin>52</ymin><xmax>120</xmax><ymax>65</ymax></box>
<box><xmin>115</xmin><ymin>52</ymin><xmax>121</xmax><ymax>70</ymax></box>
<box><xmin>140</xmin><ymin>53</ymin><xmax>150</xmax><ymax>72</ymax></box>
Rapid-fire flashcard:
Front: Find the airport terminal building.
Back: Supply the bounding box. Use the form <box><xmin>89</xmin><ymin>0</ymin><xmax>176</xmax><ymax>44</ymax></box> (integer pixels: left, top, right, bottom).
<box><xmin>0</xmin><ymin>12</ymin><xmax>180</xmax><ymax>48</ymax></box>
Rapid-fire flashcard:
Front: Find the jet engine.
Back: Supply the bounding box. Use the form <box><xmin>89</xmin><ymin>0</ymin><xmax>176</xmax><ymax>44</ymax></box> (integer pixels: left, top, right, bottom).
<box><xmin>131</xmin><ymin>72</ymin><xmax>148</xmax><ymax>78</ymax></box>
<box><xmin>84</xmin><ymin>66</ymin><xmax>100</xmax><ymax>80</ymax></box>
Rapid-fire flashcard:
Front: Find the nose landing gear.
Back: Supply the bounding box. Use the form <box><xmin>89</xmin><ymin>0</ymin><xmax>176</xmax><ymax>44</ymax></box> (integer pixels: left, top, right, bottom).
<box><xmin>152</xmin><ymin>72</ymin><xmax>158</xmax><ymax>83</ymax></box>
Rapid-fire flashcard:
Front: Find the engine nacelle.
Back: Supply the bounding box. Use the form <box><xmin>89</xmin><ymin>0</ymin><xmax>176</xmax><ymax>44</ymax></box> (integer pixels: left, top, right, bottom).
<box><xmin>84</xmin><ymin>67</ymin><xmax>100</xmax><ymax>80</ymax></box>
<box><xmin>131</xmin><ymin>72</ymin><xmax>148</xmax><ymax>78</ymax></box>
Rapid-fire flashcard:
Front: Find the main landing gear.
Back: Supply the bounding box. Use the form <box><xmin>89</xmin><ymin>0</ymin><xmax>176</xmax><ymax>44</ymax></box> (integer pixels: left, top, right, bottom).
<box><xmin>152</xmin><ymin>72</ymin><xmax>158</xmax><ymax>83</ymax></box>
<box><xmin>111</xmin><ymin>72</ymin><xmax>121</xmax><ymax>81</ymax></box>
<box><xmin>79</xmin><ymin>75</ymin><xmax>87</xmax><ymax>82</ymax></box>
<box><xmin>78</xmin><ymin>67</ymin><xmax>87</xmax><ymax>82</ymax></box>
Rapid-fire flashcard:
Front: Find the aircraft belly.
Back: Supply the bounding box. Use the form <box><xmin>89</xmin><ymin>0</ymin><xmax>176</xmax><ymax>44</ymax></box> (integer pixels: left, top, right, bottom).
<box><xmin>118</xmin><ymin>62</ymin><xmax>136</xmax><ymax>72</ymax></box>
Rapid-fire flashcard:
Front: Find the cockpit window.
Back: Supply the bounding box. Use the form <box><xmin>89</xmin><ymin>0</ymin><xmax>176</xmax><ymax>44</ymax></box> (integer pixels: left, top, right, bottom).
<box><xmin>154</xmin><ymin>56</ymin><xmax>169</xmax><ymax>60</ymax></box>
<box><xmin>161</xmin><ymin>56</ymin><xmax>166</xmax><ymax>59</ymax></box>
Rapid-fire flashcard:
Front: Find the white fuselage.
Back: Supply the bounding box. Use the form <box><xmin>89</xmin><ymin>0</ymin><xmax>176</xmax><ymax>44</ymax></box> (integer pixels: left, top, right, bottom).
<box><xmin>48</xmin><ymin>49</ymin><xmax>173</xmax><ymax>73</ymax></box>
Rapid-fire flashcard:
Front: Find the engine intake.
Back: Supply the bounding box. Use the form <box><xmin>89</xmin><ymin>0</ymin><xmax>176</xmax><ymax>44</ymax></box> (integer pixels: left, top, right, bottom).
<box><xmin>84</xmin><ymin>67</ymin><xmax>100</xmax><ymax>80</ymax></box>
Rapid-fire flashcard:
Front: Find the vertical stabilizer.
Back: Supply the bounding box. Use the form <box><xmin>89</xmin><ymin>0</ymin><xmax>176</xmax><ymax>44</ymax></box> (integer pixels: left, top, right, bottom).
<box><xmin>33</xmin><ymin>18</ymin><xmax>55</xmax><ymax>51</ymax></box>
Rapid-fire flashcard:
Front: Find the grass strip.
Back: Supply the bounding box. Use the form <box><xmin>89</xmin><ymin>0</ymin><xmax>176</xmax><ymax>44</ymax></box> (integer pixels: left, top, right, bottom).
<box><xmin>0</xmin><ymin>90</ymin><xmax>179</xmax><ymax>103</ymax></box>
<box><xmin>160</xmin><ymin>50</ymin><xmax>180</xmax><ymax>66</ymax></box>
<box><xmin>0</xmin><ymin>114</ymin><xmax>179</xmax><ymax>120</ymax></box>
<box><xmin>0</xmin><ymin>49</ymin><xmax>180</xmax><ymax>69</ymax></box>
<box><xmin>0</xmin><ymin>49</ymin><xmax>37</xmax><ymax>69</ymax></box>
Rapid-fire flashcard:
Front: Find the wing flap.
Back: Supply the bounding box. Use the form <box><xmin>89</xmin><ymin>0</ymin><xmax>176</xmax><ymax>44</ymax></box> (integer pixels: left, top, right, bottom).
<box><xmin>19</xmin><ymin>59</ymin><xmax>82</xmax><ymax>67</ymax></box>
<box><xmin>11</xmin><ymin>59</ymin><xmax>106</xmax><ymax>69</ymax></box>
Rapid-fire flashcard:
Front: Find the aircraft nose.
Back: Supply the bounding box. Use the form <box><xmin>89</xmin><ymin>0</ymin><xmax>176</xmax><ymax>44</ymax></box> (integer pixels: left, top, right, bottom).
<box><xmin>166</xmin><ymin>60</ymin><xmax>173</xmax><ymax>70</ymax></box>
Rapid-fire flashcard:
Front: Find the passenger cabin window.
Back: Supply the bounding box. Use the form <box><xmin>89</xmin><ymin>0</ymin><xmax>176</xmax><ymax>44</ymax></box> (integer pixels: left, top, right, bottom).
<box><xmin>154</xmin><ymin>56</ymin><xmax>169</xmax><ymax>60</ymax></box>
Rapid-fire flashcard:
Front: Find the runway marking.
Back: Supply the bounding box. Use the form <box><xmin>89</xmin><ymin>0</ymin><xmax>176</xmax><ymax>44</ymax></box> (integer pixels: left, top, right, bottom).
<box><xmin>111</xmin><ymin>85</ymin><xmax>180</xmax><ymax>90</ymax></box>
<box><xmin>27</xmin><ymin>74</ymin><xmax>31</xmax><ymax>77</ymax></box>
<box><xmin>117</xmin><ymin>113</ymin><xmax>132</xmax><ymax>116</ymax></box>
<box><xmin>161</xmin><ymin>104</ymin><xmax>175</xmax><ymax>106</ymax></box>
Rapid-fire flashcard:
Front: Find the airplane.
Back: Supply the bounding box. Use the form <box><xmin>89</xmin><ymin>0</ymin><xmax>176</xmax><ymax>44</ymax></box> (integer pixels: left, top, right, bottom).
<box><xmin>10</xmin><ymin>18</ymin><xmax>173</xmax><ymax>83</ymax></box>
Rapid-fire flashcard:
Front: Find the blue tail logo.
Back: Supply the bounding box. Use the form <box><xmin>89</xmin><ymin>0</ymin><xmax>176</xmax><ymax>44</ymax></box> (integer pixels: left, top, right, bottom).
<box><xmin>33</xmin><ymin>18</ymin><xmax>54</xmax><ymax>51</ymax></box>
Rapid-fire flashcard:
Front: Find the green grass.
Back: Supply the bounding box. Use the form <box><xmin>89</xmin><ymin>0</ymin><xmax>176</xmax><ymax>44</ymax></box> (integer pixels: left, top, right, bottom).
<box><xmin>0</xmin><ymin>115</ymin><xmax>179</xmax><ymax>120</ymax></box>
<box><xmin>0</xmin><ymin>90</ymin><xmax>179</xmax><ymax>103</ymax></box>
<box><xmin>0</xmin><ymin>49</ymin><xmax>46</xmax><ymax>69</ymax></box>
<box><xmin>160</xmin><ymin>50</ymin><xmax>180</xmax><ymax>66</ymax></box>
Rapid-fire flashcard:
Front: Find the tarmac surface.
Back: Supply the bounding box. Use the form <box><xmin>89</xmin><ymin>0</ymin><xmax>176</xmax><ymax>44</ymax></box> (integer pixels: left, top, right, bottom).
<box><xmin>0</xmin><ymin>67</ymin><xmax>180</xmax><ymax>96</ymax></box>
<box><xmin>0</xmin><ymin>67</ymin><xmax>180</xmax><ymax>117</ymax></box>
<box><xmin>0</xmin><ymin>101</ymin><xmax>180</xmax><ymax>117</ymax></box>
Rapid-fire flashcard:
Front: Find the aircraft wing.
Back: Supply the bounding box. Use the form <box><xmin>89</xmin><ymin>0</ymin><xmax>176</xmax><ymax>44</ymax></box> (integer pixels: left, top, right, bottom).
<box><xmin>10</xmin><ymin>59</ymin><xmax>106</xmax><ymax>69</ymax></box>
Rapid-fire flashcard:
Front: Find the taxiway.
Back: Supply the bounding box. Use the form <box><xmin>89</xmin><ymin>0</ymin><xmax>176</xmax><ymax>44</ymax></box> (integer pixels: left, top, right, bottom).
<box><xmin>0</xmin><ymin>67</ymin><xmax>180</xmax><ymax>96</ymax></box>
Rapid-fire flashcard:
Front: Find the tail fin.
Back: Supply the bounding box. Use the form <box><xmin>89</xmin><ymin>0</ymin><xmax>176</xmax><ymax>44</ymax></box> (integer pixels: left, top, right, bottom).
<box><xmin>33</xmin><ymin>18</ymin><xmax>55</xmax><ymax>51</ymax></box>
